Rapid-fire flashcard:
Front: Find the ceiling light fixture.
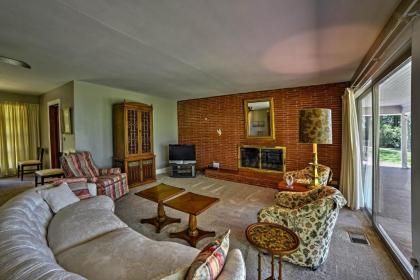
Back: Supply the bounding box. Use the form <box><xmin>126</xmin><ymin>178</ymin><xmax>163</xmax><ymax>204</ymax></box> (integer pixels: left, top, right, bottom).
<box><xmin>0</xmin><ymin>56</ymin><xmax>31</xmax><ymax>69</ymax></box>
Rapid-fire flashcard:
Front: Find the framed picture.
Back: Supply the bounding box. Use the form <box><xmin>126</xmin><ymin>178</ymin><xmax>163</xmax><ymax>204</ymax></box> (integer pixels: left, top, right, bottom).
<box><xmin>62</xmin><ymin>107</ymin><xmax>72</xmax><ymax>134</ymax></box>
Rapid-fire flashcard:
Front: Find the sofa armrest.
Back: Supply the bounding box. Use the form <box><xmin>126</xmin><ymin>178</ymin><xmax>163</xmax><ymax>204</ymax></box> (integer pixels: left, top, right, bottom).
<box><xmin>99</xmin><ymin>168</ymin><xmax>121</xmax><ymax>176</ymax></box>
<box><xmin>60</xmin><ymin>176</ymin><xmax>98</xmax><ymax>183</ymax></box>
<box><xmin>52</xmin><ymin>177</ymin><xmax>88</xmax><ymax>186</ymax></box>
<box><xmin>217</xmin><ymin>249</ymin><xmax>246</xmax><ymax>280</ymax></box>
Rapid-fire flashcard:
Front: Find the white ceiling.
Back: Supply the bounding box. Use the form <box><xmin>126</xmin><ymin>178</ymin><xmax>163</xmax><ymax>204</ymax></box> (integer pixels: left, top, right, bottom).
<box><xmin>379</xmin><ymin>60</ymin><xmax>411</xmax><ymax>109</ymax></box>
<box><xmin>0</xmin><ymin>0</ymin><xmax>399</xmax><ymax>100</ymax></box>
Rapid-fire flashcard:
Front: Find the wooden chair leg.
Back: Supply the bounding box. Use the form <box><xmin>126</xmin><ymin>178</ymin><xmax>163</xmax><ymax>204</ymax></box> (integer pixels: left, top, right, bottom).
<box><xmin>20</xmin><ymin>166</ymin><xmax>24</xmax><ymax>181</ymax></box>
<box><xmin>35</xmin><ymin>175</ymin><xmax>38</xmax><ymax>187</ymax></box>
<box><xmin>17</xmin><ymin>165</ymin><xmax>20</xmax><ymax>178</ymax></box>
<box><xmin>41</xmin><ymin>176</ymin><xmax>45</xmax><ymax>185</ymax></box>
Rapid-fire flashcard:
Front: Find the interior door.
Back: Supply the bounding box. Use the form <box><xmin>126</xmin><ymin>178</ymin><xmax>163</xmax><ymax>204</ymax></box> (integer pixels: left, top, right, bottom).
<box><xmin>48</xmin><ymin>104</ymin><xmax>60</xmax><ymax>168</ymax></box>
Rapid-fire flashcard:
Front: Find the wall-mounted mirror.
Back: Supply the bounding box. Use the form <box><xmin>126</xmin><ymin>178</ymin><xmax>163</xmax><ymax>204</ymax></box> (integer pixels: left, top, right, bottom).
<box><xmin>244</xmin><ymin>98</ymin><xmax>275</xmax><ymax>139</ymax></box>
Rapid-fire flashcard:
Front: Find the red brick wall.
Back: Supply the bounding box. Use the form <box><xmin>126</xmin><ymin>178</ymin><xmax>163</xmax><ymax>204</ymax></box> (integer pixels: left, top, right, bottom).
<box><xmin>178</xmin><ymin>82</ymin><xmax>348</xmax><ymax>181</ymax></box>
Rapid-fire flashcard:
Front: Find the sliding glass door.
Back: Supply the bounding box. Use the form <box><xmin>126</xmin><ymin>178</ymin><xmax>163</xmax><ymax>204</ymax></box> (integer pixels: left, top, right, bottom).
<box><xmin>375</xmin><ymin>59</ymin><xmax>412</xmax><ymax>272</ymax></box>
<box><xmin>358</xmin><ymin>58</ymin><xmax>413</xmax><ymax>277</ymax></box>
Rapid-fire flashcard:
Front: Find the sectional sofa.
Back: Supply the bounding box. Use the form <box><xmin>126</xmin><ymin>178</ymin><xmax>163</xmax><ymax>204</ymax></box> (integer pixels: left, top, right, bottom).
<box><xmin>0</xmin><ymin>187</ymin><xmax>246</xmax><ymax>280</ymax></box>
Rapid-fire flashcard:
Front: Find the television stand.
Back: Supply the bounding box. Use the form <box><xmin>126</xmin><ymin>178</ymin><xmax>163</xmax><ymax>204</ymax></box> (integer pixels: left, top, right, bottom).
<box><xmin>169</xmin><ymin>163</ymin><xmax>196</xmax><ymax>178</ymax></box>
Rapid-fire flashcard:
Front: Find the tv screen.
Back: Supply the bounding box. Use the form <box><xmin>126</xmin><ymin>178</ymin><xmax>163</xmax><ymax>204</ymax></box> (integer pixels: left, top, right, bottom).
<box><xmin>169</xmin><ymin>144</ymin><xmax>196</xmax><ymax>161</ymax></box>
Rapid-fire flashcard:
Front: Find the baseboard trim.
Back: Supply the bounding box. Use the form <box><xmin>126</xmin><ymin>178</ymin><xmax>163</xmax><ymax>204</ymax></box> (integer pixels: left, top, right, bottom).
<box><xmin>156</xmin><ymin>167</ymin><xmax>170</xmax><ymax>175</ymax></box>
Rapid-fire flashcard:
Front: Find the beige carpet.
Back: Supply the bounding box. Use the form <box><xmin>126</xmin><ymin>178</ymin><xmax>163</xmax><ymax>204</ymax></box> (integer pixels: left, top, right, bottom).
<box><xmin>115</xmin><ymin>175</ymin><xmax>403</xmax><ymax>280</ymax></box>
<box><xmin>0</xmin><ymin>175</ymin><xmax>34</xmax><ymax>206</ymax></box>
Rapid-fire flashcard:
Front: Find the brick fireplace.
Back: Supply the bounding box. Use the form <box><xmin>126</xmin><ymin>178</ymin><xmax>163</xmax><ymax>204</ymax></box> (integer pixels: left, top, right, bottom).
<box><xmin>178</xmin><ymin>82</ymin><xmax>346</xmax><ymax>185</ymax></box>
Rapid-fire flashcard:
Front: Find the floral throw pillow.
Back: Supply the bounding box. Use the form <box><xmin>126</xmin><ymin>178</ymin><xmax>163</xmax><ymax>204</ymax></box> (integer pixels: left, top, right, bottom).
<box><xmin>187</xmin><ymin>229</ymin><xmax>230</xmax><ymax>280</ymax></box>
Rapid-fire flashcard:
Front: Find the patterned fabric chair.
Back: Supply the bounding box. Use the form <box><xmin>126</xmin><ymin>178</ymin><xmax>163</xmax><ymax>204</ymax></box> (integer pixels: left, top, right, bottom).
<box><xmin>257</xmin><ymin>186</ymin><xmax>346</xmax><ymax>269</ymax></box>
<box><xmin>61</xmin><ymin>151</ymin><xmax>129</xmax><ymax>200</ymax></box>
<box><xmin>283</xmin><ymin>164</ymin><xmax>332</xmax><ymax>186</ymax></box>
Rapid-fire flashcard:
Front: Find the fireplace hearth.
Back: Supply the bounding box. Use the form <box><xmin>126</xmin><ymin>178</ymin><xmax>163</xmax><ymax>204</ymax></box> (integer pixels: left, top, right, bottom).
<box><xmin>239</xmin><ymin>145</ymin><xmax>285</xmax><ymax>173</ymax></box>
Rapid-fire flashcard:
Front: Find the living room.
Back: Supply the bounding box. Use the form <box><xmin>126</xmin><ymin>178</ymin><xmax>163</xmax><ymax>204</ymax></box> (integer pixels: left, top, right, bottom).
<box><xmin>0</xmin><ymin>1</ymin><xmax>419</xmax><ymax>280</ymax></box>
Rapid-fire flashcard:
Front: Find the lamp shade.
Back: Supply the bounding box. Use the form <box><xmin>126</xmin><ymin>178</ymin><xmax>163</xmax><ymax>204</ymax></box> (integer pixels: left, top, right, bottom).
<box><xmin>299</xmin><ymin>108</ymin><xmax>332</xmax><ymax>144</ymax></box>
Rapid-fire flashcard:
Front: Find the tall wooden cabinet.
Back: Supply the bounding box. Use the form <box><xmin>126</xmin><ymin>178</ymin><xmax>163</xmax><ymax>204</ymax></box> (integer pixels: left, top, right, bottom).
<box><xmin>113</xmin><ymin>101</ymin><xmax>156</xmax><ymax>187</ymax></box>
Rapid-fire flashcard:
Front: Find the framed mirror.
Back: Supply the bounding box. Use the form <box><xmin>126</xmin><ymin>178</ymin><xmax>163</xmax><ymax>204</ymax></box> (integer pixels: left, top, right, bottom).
<box><xmin>244</xmin><ymin>98</ymin><xmax>275</xmax><ymax>139</ymax></box>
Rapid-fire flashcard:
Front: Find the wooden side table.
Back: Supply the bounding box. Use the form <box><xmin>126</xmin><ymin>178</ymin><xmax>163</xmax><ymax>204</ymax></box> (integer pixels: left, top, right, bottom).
<box><xmin>278</xmin><ymin>181</ymin><xmax>310</xmax><ymax>192</ymax></box>
<box><xmin>135</xmin><ymin>183</ymin><xmax>185</xmax><ymax>233</ymax></box>
<box><xmin>164</xmin><ymin>192</ymin><xmax>220</xmax><ymax>247</ymax></box>
<box><xmin>246</xmin><ymin>223</ymin><xmax>300</xmax><ymax>280</ymax></box>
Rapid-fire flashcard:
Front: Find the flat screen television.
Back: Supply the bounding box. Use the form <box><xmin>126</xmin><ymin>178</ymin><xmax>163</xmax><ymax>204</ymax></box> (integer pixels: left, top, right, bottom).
<box><xmin>169</xmin><ymin>144</ymin><xmax>196</xmax><ymax>164</ymax></box>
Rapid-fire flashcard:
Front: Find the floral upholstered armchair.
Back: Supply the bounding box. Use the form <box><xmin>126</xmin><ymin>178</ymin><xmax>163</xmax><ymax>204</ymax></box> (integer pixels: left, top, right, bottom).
<box><xmin>61</xmin><ymin>151</ymin><xmax>129</xmax><ymax>200</ymax></box>
<box><xmin>284</xmin><ymin>164</ymin><xmax>332</xmax><ymax>186</ymax></box>
<box><xmin>257</xmin><ymin>186</ymin><xmax>346</xmax><ymax>270</ymax></box>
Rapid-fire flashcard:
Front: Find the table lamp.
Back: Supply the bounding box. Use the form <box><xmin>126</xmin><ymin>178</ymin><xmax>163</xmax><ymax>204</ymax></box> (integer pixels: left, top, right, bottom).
<box><xmin>299</xmin><ymin>108</ymin><xmax>332</xmax><ymax>187</ymax></box>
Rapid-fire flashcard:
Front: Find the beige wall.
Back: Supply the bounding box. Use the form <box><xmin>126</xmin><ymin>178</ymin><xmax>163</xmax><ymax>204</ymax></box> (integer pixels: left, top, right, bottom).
<box><xmin>40</xmin><ymin>82</ymin><xmax>75</xmax><ymax>168</ymax></box>
<box><xmin>73</xmin><ymin>81</ymin><xmax>178</xmax><ymax>170</ymax></box>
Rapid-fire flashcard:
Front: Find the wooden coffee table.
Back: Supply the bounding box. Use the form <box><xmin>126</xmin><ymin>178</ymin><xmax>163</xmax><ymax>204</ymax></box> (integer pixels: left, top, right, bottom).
<box><xmin>164</xmin><ymin>192</ymin><xmax>220</xmax><ymax>247</ymax></box>
<box><xmin>246</xmin><ymin>223</ymin><xmax>300</xmax><ymax>280</ymax></box>
<box><xmin>135</xmin><ymin>183</ymin><xmax>185</xmax><ymax>233</ymax></box>
<box><xmin>278</xmin><ymin>181</ymin><xmax>310</xmax><ymax>192</ymax></box>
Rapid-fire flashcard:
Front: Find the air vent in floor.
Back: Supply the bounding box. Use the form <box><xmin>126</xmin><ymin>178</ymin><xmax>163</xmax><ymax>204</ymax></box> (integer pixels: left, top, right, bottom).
<box><xmin>348</xmin><ymin>232</ymin><xmax>370</xmax><ymax>245</ymax></box>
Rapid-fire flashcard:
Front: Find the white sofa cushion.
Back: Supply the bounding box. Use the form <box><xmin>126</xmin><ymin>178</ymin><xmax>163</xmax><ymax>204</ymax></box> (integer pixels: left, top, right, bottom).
<box><xmin>38</xmin><ymin>183</ymin><xmax>80</xmax><ymax>213</ymax></box>
<box><xmin>56</xmin><ymin>227</ymin><xmax>200</xmax><ymax>280</ymax></box>
<box><xmin>65</xmin><ymin>195</ymin><xmax>114</xmax><ymax>212</ymax></box>
<box><xmin>47</xmin><ymin>200</ymin><xmax>127</xmax><ymax>255</ymax></box>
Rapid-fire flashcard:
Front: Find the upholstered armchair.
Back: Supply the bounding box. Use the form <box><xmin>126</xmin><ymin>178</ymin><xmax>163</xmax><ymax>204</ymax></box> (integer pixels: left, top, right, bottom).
<box><xmin>61</xmin><ymin>151</ymin><xmax>129</xmax><ymax>200</ymax></box>
<box><xmin>284</xmin><ymin>164</ymin><xmax>332</xmax><ymax>186</ymax></box>
<box><xmin>257</xmin><ymin>186</ymin><xmax>346</xmax><ymax>269</ymax></box>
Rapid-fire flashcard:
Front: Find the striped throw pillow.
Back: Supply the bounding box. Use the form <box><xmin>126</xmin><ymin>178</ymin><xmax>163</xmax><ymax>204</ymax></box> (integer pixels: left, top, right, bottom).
<box><xmin>187</xmin><ymin>230</ymin><xmax>230</xmax><ymax>280</ymax></box>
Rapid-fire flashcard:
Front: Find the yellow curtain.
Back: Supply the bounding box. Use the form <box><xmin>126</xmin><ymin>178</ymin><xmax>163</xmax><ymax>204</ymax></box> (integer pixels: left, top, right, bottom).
<box><xmin>0</xmin><ymin>102</ymin><xmax>40</xmax><ymax>177</ymax></box>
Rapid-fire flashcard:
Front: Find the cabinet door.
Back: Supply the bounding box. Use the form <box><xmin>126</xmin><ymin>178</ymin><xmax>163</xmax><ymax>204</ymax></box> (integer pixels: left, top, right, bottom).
<box><xmin>126</xmin><ymin>108</ymin><xmax>140</xmax><ymax>155</ymax></box>
<box><xmin>141</xmin><ymin>111</ymin><xmax>152</xmax><ymax>153</ymax></box>
<box><xmin>142</xmin><ymin>158</ymin><xmax>154</xmax><ymax>181</ymax></box>
<box><xmin>127</xmin><ymin>160</ymin><xmax>142</xmax><ymax>186</ymax></box>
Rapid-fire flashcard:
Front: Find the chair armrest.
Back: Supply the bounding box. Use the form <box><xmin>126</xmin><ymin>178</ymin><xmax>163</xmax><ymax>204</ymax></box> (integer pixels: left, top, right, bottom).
<box><xmin>274</xmin><ymin>191</ymin><xmax>311</xmax><ymax>208</ymax></box>
<box><xmin>99</xmin><ymin>168</ymin><xmax>121</xmax><ymax>176</ymax></box>
<box><xmin>217</xmin><ymin>249</ymin><xmax>246</xmax><ymax>280</ymax></box>
<box><xmin>87</xmin><ymin>183</ymin><xmax>97</xmax><ymax>196</ymax></box>
<box><xmin>257</xmin><ymin>205</ymin><xmax>292</xmax><ymax>226</ymax></box>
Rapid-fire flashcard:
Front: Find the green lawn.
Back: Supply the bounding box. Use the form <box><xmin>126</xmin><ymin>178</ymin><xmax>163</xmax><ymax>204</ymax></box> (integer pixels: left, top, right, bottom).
<box><xmin>379</xmin><ymin>147</ymin><xmax>411</xmax><ymax>166</ymax></box>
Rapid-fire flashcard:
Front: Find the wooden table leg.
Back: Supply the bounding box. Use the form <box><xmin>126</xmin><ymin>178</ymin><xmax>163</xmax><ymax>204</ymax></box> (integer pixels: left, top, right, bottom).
<box><xmin>278</xmin><ymin>256</ymin><xmax>283</xmax><ymax>280</ymax></box>
<box><xmin>169</xmin><ymin>214</ymin><xmax>215</xmax><ymax>247</ymax></box>
<box><xmin>258</xmin><ymin>252</ymin><xmax>262</xmax><ymax>280</ymax></box>
<box><xmin>271</xmin><ymin>254</ymin><xmax>275</xmax><ymax>279</ymax></box>
<box><xmin>141</xmin><ymin>201</ymin><xmax>180</xmax><ymax>233</ymax></box>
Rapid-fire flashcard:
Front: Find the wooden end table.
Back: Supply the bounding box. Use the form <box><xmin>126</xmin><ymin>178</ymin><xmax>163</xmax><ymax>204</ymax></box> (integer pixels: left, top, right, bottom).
<box><xmin>246</xmin><ymin>223</ymin><xmax>300</xmax><ymax>280</ymax></box>
<box><xmin>135</xmin><ymin>183</ymin><xmax>185</xmax><ymax>233</ymax></box>
<box><xmin>164</xmin><ymin>192</ymin><xmax>220</xmax><ymax>247</ymax></box>
<box><xmin>278</xmin><ymin>181</ymin><xmax>310</xmax><ymax>192</ymax></box>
